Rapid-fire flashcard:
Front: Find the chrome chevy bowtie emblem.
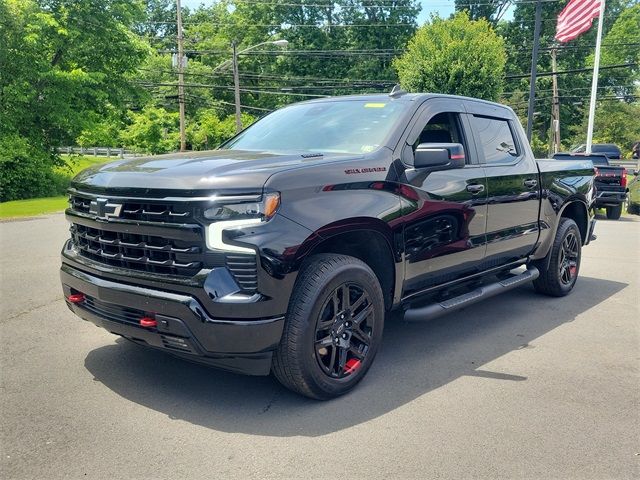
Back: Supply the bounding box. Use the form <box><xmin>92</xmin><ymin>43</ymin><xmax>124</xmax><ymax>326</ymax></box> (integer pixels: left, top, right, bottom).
<box><xmin>89</xmin><ymin>198</ymin><xmax>122</xmax><ymax>220</ymax></box>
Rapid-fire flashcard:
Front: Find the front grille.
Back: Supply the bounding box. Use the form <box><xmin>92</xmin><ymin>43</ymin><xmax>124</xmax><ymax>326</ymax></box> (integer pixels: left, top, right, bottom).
<box><xmin>67</xmin><ymin>193</ymin><xmax>259</xmax><ymax>293</ymax></box>
<box><xmin>70</xmin><ymin>223</ymin><xmax>218</xmax><ymax>276</ymax></box>
<box><xmin>69</xmin><ymin>194</ymin><xmax>193</xmax><ymax>223</ymax></box>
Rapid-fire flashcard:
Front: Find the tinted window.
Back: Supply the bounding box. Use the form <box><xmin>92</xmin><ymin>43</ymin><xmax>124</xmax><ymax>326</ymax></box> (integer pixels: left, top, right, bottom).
<box><xmin>470</xmin><ymin>116</ymin><xmax>519</xmax><ymax>164</ymax></box>
<box><xmin>593</xmin><ymin>144</ymin><xmax>621</xmax><ymax>155</ymax></box>
<box><xmin>224</xmin><ymin>100</ymin><xmax>409</xmax><ymax>154</ymax></box>
<box><xmin>415</xmin><ymin>112</ymin><xmax>464</xmax><ymax>147</ymax></box>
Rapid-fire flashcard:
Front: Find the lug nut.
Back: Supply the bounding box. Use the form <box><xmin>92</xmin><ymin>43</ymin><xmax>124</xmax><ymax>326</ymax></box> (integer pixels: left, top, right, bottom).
<box><xmin>340</xmin><ymin>314</ymin><xmax>345</xmax><ymax>319</ymax></box>
<box><xmin>342</xmin><ymin>333</ymin><xmax>348</xmax><ymax>339</ymax></box>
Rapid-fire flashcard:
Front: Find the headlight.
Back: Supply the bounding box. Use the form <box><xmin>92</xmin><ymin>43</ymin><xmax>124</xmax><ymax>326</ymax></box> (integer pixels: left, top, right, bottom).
<box><xmin>204</xmin><ymin>192</ymin><xmax>280</xmax><ymax>222</ymax></box>
<box><xmin>204</xmin><ymin>193</ymin><xmax>280</xmax><ymax>253</ymax></box>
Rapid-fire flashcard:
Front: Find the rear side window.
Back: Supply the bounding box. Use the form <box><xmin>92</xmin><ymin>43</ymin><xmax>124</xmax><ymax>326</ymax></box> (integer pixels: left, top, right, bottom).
<box><xmin>470</xmin><ymin>115</ymin><xmax>519</xmax><ymax>164</ymax></box>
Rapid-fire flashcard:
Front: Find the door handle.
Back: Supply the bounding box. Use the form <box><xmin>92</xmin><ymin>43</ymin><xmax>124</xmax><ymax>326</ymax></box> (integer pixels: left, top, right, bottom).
<box><xmin>524</xmin><ymin>179</ymin><xmax>538</xmax><ymax>188</ymax></box>
<box><xmin>466</xmin><ymin>184</ymin><xmax>485</xmax><ymax>194</ymax></box>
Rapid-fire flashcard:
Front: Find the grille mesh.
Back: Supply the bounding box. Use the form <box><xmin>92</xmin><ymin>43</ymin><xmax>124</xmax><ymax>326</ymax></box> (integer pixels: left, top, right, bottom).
<box><xmin>67</xmin><ymin>194</ymin><xmax>258</xmax><ymax>292</ymax></box>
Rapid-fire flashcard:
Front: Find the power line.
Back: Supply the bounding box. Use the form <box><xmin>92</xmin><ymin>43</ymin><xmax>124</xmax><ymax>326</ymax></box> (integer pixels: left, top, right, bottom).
<box><xmin>137</xmin><ymin>81</ymin><xmax>329</xmax><ymax>97</ymax></box>
<box><xmin>506</xmin><ymin>63</ymin><xmax>637</xmax><ymax>79</ymax></box>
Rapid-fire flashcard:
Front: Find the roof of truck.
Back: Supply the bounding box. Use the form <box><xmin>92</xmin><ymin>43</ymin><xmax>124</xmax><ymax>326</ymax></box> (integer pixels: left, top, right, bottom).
<box><xmin>297</xmin><ymin>92</ymin><xmax>512</xmax><ymax>111</ymax></box>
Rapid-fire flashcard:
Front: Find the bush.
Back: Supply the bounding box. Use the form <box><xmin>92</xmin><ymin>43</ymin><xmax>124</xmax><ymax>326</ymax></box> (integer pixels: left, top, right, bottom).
<box><xmin>0</xmin><ymin>135</ymin><xmax>67</xmax><ymax>202</ymax></box>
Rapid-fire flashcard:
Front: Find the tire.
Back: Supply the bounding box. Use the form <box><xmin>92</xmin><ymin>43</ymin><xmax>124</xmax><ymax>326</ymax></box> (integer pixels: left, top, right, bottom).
<box><xmin>272</xmin><ymin>254</ymin><xmax>385</xmax><ymax>400</ymax></box>
<box><xmin>533</xmin><ymin>218</ymin><xmax>582</xmax><ymax>297</ymax></box>
<box><xmin>627</xmin><ymin>202</ymin><xmax>639</xmax><ymax>215</ymax></box>
<box><xmin>606</xmin><ymin>203</ymin><xmax>623</xmax><ymax>220</ymax></box>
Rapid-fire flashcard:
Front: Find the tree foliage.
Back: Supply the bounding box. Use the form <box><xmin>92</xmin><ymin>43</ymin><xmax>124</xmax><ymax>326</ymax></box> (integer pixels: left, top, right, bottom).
<box><xmin>454</xmin><ymin>0</ymin><xmax>511</xmax><ymax>24</ymax></box>
<box><xmin>589</xmin><ymin>4</ymin><xmax>640</xmax><ymax>99</ymax></box>
<box><xmin>394</xmin><ymin>12</ymin><xmax>506</xmax><ymax>100</ymax></box>
<box><xmin>0</xmin><ymin>0</ymin><xmax>147</xmax><ymax>200</ymax></box>
<box><xmin>569</xmin><ymin>99</ymin><xmax>640</xmax><ymax>156</ymax></box>
<box><xmin>120</xmin><ymin>106</ymin><xmax>180</xmax><ymax>154</ymax></box>
<box><xmin>2</xmin><ymin>0</ymin><xmax>638</xmax><ymax>201</ymax></box>
<box><xmin>498</xmin><ymin>0</ymin><xmax>634</xmax><ymax>153</ymax></box>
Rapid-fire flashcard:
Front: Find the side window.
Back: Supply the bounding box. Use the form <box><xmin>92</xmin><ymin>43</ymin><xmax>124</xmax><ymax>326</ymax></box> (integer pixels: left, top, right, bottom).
<box><xmin>411</xmin><ymin>112</ymin><xmax>468</xmax><ymax>163</ymax></box>
<box><xmin>470</xmin><ymin>115</ymin><xmax>519</xmax><ymax>164</ymax></box>
<box><xmin>414</xmin><ymin>112</ymin><xmax>462</xmax><ymax>148</ymax></box>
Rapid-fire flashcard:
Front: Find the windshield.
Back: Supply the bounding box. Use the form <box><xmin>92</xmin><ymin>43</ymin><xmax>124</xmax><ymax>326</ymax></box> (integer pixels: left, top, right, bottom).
<box><xmin>224</xmin><ymin>100</ymin><xmax>409</xmax><ymax>154</ymax></box>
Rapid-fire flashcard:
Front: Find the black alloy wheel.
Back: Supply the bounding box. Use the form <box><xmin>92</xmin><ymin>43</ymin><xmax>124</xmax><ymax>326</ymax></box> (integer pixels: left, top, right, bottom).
<box><xmin>558</xmin><ymin>231</ymin><xmax>579</xmax><ymax>286</ymax></box>
<box><xmin>314</xmin><ymin>283</ymin><xmax>374</xmax><ymax>379</ymax></box>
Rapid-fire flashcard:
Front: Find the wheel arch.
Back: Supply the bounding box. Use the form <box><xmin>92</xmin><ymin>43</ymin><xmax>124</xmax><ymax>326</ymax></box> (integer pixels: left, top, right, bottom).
<box><xmin>297</xmin><ymin>220</ymin><xmax>398</xmax><ymax>310</ymax></box>
<box><xmin>559</xmin><ymin>200</ymin><xmax>589</xmax><ymax>245</ymax></box>
<box><xmin>532</xmin><ymin>198</ymin><xmax>589</xmax><ymax>272</ymax></box>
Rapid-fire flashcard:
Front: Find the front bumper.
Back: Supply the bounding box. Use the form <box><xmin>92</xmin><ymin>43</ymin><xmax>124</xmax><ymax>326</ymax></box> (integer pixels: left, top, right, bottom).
<box><xmin>61</xmin><ymin>264</ymin><xmax>284</xmax><ymax>375</ymax></box>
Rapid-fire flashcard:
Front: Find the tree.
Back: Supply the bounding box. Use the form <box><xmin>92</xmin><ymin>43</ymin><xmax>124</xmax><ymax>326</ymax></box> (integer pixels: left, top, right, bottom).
<box><xmin>589</xmin><ymin>4</ymin><xmax>640</xmax><ymax>100</ymax></box>
<box><xmin>454</xmin><ymin>0</ymin><xmax>511</xmax><ymax>24</ymax></box>
<box><xmin>120</xmin><ymin>106</ymin><xmax>180</xmax><ymax>154</ymax></box>
<box><xmin>187</xmin><ymin>108</ymin><xmax>255</xmax><ymax>150</ymax></box>
<box><xmin>568</xmin><ymin>99</ymin><xmax>640</xmax><ymax>156</ymax></box>
<box><xmin>393</xmin><ymin>12</ymin><xmax>506</xmax><ymax>100</ymax></box>
<box><xmin>0</xmin><ymin>0</ymin><xmax>148</xmax><ymax>200</ymax></box>
<box><xmin>498</xmin><ymin>0</ymin><xmax>633</xmax><ymax>151</ymax></box>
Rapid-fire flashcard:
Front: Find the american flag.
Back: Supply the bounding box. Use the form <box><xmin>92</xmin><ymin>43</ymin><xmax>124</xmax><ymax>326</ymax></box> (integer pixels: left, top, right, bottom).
<box><xmin>555</xmin><ymin>0</ymin><xmax>603</xmax><ymax>43</ymax></box>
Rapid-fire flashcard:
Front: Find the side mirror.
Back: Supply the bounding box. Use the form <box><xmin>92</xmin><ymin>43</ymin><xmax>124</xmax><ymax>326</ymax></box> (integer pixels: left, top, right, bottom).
<box><xmin>414</xmin><ymin>143</ymin><xmax>466</xmax><ymax>170</ymax></box>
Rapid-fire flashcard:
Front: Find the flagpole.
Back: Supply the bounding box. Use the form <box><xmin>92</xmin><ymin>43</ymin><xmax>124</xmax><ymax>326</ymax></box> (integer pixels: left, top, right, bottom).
<box><xmin>585</xmin><ymin>0</ymin><xmax>606</xmax><ymax>155</ymax></box>
<box><xmin>526</xmin><ymin>0</ymin><xmax>543</xmax><ymax>142</ymax></box>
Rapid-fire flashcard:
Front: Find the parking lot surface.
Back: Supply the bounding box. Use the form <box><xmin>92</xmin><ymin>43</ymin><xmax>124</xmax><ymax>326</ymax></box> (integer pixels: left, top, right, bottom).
<box><xmin>1</xmin><ymin>213</ymin><xmax>638</xmax><ymax>479</ymax></box>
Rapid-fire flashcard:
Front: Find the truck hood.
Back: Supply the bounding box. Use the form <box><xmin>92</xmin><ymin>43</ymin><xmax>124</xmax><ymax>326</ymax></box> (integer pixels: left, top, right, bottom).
<box><xmin>71</xmin><ymin>149</ymin><xmax>358</xmax><ymax>196</ymax></box>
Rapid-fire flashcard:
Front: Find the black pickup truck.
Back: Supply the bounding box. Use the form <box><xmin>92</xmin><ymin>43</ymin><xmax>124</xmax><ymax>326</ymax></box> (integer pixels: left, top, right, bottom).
<box><xmin>554</xmin><ymin>153</ymin><xmax>627</xmax><ymax>219</ymax></box>
<box><xmin>61</xmin><ymin>92</ymin><xmax>596</xmax><ymax>399</ymax></box>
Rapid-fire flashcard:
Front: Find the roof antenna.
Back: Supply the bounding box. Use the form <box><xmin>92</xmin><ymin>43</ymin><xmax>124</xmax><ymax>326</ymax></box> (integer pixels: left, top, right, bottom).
<box><xmin>389</xmin><ymin>84</ymin><xmax>407</xmax><ymax>98</ymax></box>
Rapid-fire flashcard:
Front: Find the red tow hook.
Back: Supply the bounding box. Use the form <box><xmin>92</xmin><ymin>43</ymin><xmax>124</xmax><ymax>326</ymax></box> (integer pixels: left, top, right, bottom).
<box><xmin>139</xmin><ymin>317</ymin><xmax>157</xmax><ymax>328</ymax></box>
<box><xmin>67</xmin><ymin>293</ymin><xmax>85</xmax><ymax>304</ymax></box>
<box><xmin>344</xmin><ymin>358</ymin><xmax>361</xmax><ymax>375</ymax></box>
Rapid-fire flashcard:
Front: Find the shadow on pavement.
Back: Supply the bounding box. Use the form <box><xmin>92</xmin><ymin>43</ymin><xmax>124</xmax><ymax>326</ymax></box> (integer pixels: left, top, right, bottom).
<box><xmin>594</xmin><ymin>212</ymin><xmax>638</xmax><ymax>222</ymax></box>
<box><xmin>85</xmin><ymin>276</ymin><xmax>626</xmax><ymax>437</ymax></box>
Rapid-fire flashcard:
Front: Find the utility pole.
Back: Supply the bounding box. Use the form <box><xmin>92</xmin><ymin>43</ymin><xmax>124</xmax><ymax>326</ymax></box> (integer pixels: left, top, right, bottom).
<box><xmin>551</xmin><ymin>47</ymin><xmax>561</xmax><ymax>153</ymax></box>
<box><xmin>176</xmin><ymin>0</ymin><xmax>186</xmax><ymax>151</ymax></box>
<box><xmin>232</xmin><ymin>41</ymin><xmax>242</xmax><ymax>133</ymax></box>
<box><xmin>526</xmin><ymin>0</ymin><xmax>542</xmax><ymax>142</ymax></box>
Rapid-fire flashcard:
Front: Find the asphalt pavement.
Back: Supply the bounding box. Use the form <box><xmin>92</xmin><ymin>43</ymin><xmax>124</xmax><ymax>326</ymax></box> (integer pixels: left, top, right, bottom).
<box><xmin>1</xmin><ymin>213</ymin><xmax>638</xmax><ymax>479</ymax></box>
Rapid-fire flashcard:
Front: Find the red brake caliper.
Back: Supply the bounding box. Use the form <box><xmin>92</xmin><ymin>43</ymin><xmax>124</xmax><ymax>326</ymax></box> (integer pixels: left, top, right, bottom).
<box><xmin>569</xmin><ymin>265</ymin><xmax>577</xmax><ymax>277</ymax></box>
<box><xmin>344</xmin><ymin>358</ymin><xmax>361</xmax><ymax>375</ymax></box>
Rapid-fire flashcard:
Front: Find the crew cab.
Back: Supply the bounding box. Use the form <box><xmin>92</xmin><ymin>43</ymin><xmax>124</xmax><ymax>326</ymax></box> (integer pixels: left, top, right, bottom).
<box><xmin>60</xmin><ymin>92</ymin><xmax>596</xmax><ymax>399</ymax></box>
<box><xmin>554</xmin><ymin>153</ymin><xmax>627</xmax><ymax>219</ymax></box>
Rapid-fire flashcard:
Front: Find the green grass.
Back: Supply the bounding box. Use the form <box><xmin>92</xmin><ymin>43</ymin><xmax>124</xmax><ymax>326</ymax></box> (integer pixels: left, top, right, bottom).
<box><xmin>55</xmin><ymin>154</ymin><xmax>114</xmax><ymax>176</ymax></box>
<box><xmin>0</xmin><ymin>155</ymin><xmax>116</xmax><ymax>219</ymax></box>
<box><xmin>0</xmin><ymin>196</ymin><xmax>69</xmax><ymax>219</ymax></box>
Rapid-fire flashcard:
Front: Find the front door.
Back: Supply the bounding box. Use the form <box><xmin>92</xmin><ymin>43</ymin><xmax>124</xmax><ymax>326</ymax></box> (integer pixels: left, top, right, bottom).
<box><xmin>395</xmin><ymin>100</ymin><xmax>488</xmax><ymax>297</ymax></box>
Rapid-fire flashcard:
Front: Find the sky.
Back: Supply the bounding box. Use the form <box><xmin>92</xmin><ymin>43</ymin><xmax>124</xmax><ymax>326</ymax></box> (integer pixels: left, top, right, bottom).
<box><xmin>181</xmin><ymin>0</ymin><xmax>459</xmax><ymax>25</ymax></box>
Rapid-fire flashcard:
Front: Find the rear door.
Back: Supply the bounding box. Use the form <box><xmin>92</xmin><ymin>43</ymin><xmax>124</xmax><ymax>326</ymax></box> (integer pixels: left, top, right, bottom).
<box><xmin>395</xmin><ymin>98</ymin><xmax>488</xmax><ymax>296</ymax></box>
<box><xmin>465</xmin><ymin>103</ymin><xmax>540</xmax><ymax>266</ymax></box>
